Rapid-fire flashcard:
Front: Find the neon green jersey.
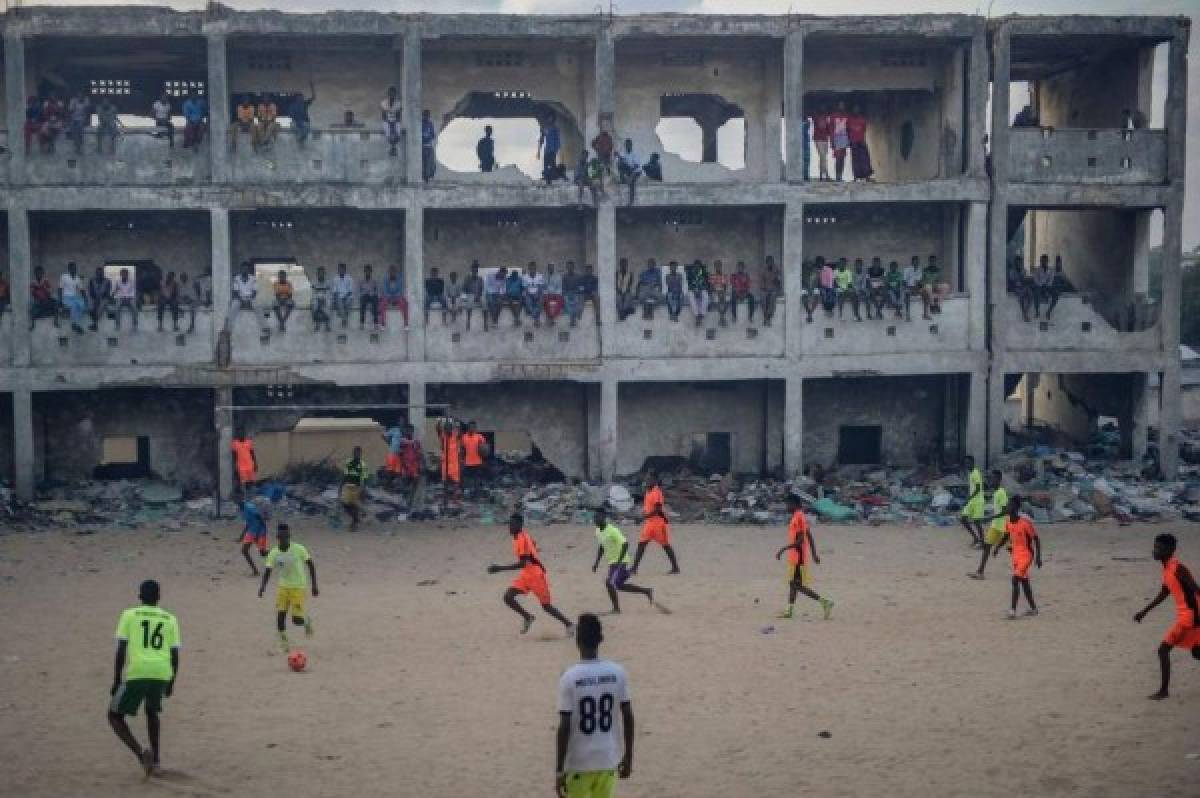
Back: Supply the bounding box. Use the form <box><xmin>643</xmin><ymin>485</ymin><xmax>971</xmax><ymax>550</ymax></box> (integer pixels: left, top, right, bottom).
<box><xmin>990</xmin><ymin>487</ymin><xmax>1009</xmax><ymax>531</ymax></box>
<box><xmin>266</xmin><ymin>543</ymin><xmax>311</xmax><ymax>589</ymax></box>
<box><xmin>596</xmin><ymin>524</ymin><xmax>631</xmax><ymax>565</ymax></box>
<box><xmin>115</xmin><ymin>605</ymin><xmax>180</xmax><ymax>681</ymax></box>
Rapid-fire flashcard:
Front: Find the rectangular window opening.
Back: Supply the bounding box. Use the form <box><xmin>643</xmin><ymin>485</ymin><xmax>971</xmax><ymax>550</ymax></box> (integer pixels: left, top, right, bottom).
<box><xmin>837</xmin><ymin>425</ymin><xmax>882</xmax><ymax>465</ymax></box>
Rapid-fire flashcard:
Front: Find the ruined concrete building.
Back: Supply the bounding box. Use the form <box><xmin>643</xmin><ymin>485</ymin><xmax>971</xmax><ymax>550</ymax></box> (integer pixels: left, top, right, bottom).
<box><xmin>0</xmin><ymin>7</ymin><xmax>1190</xmax><ymax>500</ymax></box>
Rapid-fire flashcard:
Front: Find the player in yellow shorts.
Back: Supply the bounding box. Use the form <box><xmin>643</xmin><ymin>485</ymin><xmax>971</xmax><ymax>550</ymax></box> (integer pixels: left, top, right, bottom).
<box><xmin>959</xmin><ymin>456</ymin><xmax>985</xmax><ymax>547</ymax></box>
<box><xmin>969</xmin><ymin>470</ymin><xmax>1008</xmax><ymax>579</ymax></box>
<box><xmin>258</xmin><ymin>524</ymin><xmax>318</xmax><ymax>652</ymax></box>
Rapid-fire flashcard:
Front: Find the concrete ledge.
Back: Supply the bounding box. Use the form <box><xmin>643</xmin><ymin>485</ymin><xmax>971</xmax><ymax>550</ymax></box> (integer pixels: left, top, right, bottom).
<box><xmin>22</xmin><ymin>132</ymin><xmax>210</xmax><ymax>186</ymax></box>
<box><xmin>800</xmin><ymin>295</ymin><xmax>969</xmax><ymax>356</ymax></box>
<box><xmin>229</xmin><ymin>307</ymin><xmax>411</xmax><ymax>365</ymax></box>
<box><xmin>424</xmin><ymin>304</ymin><xmax>601</xmax><ymax>362</ymax></box>
<box><xmin>29</xmin><ymin>310</ymin><xmax>213</xmax><ymax>367</ymax></box>
<box><xmin>607</xmin><ymin>304</ymin><xmax>785</xmax><ymax>358</ymax></box>
<box><xmin>228</xmin><ymin>130</ymin><xmax>406</xmax><ymax>185</ymax></box>
<box><xmin>1000</xmin><ymin>295</ymin><xmax>1161</xmax><ymax>353</ymax></box>
<box><xmin>1004</xmin><ymin>182</ymin><xmax>1171</xmax><ymax>209</ymax></box>
<box><xmin>1007</xmin><ymin>128</ymin><xmax>1167</xmax><ymax>186</ymax></box>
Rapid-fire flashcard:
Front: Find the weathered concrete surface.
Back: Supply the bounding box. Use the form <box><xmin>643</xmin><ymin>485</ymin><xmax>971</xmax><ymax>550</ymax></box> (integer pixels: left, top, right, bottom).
<box><xmin>608</xmin><ymin>309</ymin><xmax>785</xmax><ymax>359</ymax></box>
<box><xmin>230</xmin><ymin>312</ymin><xmax>411</xmax><ymax>366</ymax></box>
<box><xmin>800</xmin><ymin>296</ymin><xmax>969</xmax><ymax>357</ymax></box>
<box><xmin>803</xmin><ymin>202</ymin><xmax>960</xmax><ymax>285</ymax></box>
<box><xmin>227</xmin><ymin>131</ymin><xmax>407</xmax><ymax>185</ymax></box>
<box><xmin>0</xmin><ymin>315</ymin><xmax>12</xmax><ymax>366</ymax></box>
<box><xmin>231</xmin><ymin>208</ymin><xmax>404</xmax><ymax>283</ymax></box>
<box><xmin>22</xmin><ymin>134</ymin><xmax>211</xmax><ymax>186</ymax></box>
<box><xmin>31</xmin><ymin>313</ymin><xmax>214</xmax><ymax>368</ymax></box>
<box><xmin>1007</xmin><ymin>129</ymin><xmax>1167</xmax><ymax>185</ymax></box>
<box><xmin>1001</xmin><ymin>296</ymin><xmax>1160</xmax><ymax>353</ymax></box>
<box><xmin>424</xmin><ymin>308</ymin><xmax>600</xmax><ymax>362</ymax></box>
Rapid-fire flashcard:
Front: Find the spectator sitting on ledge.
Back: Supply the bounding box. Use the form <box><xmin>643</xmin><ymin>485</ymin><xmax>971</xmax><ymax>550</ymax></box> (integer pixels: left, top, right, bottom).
<box><xmin>644</xmin><ymin>153</ymin><xmax>663</xmax><ymax>181</ymax></box>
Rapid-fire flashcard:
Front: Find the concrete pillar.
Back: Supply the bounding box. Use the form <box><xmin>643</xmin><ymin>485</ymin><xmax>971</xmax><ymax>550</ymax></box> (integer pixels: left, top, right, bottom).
<box><xmin>943</xmin><ymin>204</ymin><xmax>961</xmax><ymax>286</ymax></box>
<box><xmin>1160</xmin><ymin>367</ymin><xmax>1181</xmax><ymax>478</ymax></box>
<box><xmin>700</xmin><ymin>120</ymin><xmax>718</xmax><ymax>164</ymax></box>
<box><xmin>966</xmin><ymin>30</ymin><xmax>988</xmax><ymax>177</ymax></box>
<box><xmin>967</xmin><ymin>370</ymin><xmax>987</xmax><ymax>465</ymax></box>
<box><xmin>406</xmin><ymin>200</ymin><xmax>426</xmax><ymax>359</ymax></box>
<box><xmin>987</xmin><ymin>366</ymin><xmax>1007</xmax><ymax>465</ymax></box>
<box><xmin>408</xmin><ymin>378</ymin><xmax>429</xmax><ymax>455</ymax></box>
<box><xmin>13</xmin><ymin>388</ymin><xmax>35</xmax><ymax>501</ymax></box>
<box><xmin>206</xmin><ymin>33</ymin><xmax>230</xmax><ymax>183</ymax></box>
<box><xmin>784</xmin><ymin>374</ymin><xmax>803</xmax><ymax>476</ymax></box>
<box><xmin>596</xmin><ymin>203</ymin><xmax>617</xmax><ymax>339</ymax></box>
<box><xmin>763</xmin><ymin>48</ymin><xmax>783</xmax><ymax>183</ymax></box>
<box><xmin>210</xmin><ymin>208</ymin><xmax>232</xmax><ymax>341</ymax></box>
<box><xmin>215</xmin><ymin>386</ymin><xmax>233</xmax><ymax>507</ymax></box>
<box><xmin>783</xmin><ymin>28</ymin><xmax>805</xmax><ymax>183</ymax></box>
<box><xmin>8</xmin><ymin>206</ymin><xmax>32</xmax><ymax>367</ymax></box>
<box><xmin>595</xmin><ymin>27</ymin><xmax>615</xmax><ymax>133</ymax></box>
<box><xmin>1128</xmin><ymin>372</ymin><xmax>1150</xmax><ymax>463</ymax></box>
<box><xmin>1165</xmin><ymin>24</ymin><xmax>1189</xmax><ymax>178</ymax></box>
<box><xmin>965</xmin><ymin>201</ymin><xmax>988</xmax><ymax>352</ymax></box>
<box><xmin>599</xmin><ymin>378</ymin><xmax>618</xmax><ymax>482</ymax></box>
<box><xmin>988</xmin><ymin>26</ymin><xmax>1012</xmax><ymax>357</ymax></box>
<box><xmin>941</xmin><ymin>48</ymin><xmax>965</xmax><ymax>178</ymax></box>
<box><xmin>4</xmin><ymin>31</ymin><xmax>27</xmax><ymax>183</ymax></box>
<box><xmin>403</xmin><ymin>25</ymin><xmax>424</xmax><ymax>185</ymax></box>
<box><xmin>783</xmin><ymin>201</ymin><xmax>804</xmax><ymax>359</ymax></box>
<box><xmin>1132</xmin><ymin>210</ymin><xmax>1151</xmax><ymax>297</ymax></box>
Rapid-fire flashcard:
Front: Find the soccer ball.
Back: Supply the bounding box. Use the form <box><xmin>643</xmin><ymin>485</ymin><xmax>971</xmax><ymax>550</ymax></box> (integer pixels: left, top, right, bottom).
<box><xmin>287</xmin><ymin>650</ymin><xmax>307</xmax><ymax>672</ymax></box>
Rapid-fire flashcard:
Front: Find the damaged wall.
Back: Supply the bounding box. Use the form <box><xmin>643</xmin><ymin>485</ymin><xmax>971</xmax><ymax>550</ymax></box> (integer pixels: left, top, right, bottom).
<box><xmin>803</xmin><ymin>375</ymin><xmax>950</xmax><ymax>467</ymax></box>
<box><xmin>424</xmin><ymin>209</ymin><xmax>588</xmax><ymax>277</ymax></box>
<box><xmin>232</xmin><ymin>210</ymin><xmax>405</xmax><ymax>288</ymax></box>
<box><xmin>436</xmin><ymin>381</ymin><xmax>589</xmax><ymax>479</ymax></box>
<box><xmin>617</xmin><ymin>381</ymin><xmax>778</xmax><ymax>475</ymax></box>
<box><xmin>31</xmin><ymin>212</ymin><xmax>211</xmax><ymax>283</ymax></box>
<box><xmin>34</xmin><ymin>388</ymin><xmax>216</xmax><ymax>488</ymax></box>
<box><xmin>1025</xmin><ymin>372</ymin><xmax>1136</xmax><ymax>450</ymax></box>
<box><xmin>804</xmin><ymin>203</ymin><xmax>955</xmax><ymax>284</ymax></box>
<box><xmin>616</xmin><ymin>206</ymin><xmax>780</xmax><ymax>287</ymax></box>
<box><xmin>229</xmin><ymin>39</ymin><xmax>401</xmax><ymax>128</ymax></box>
<box><xmin>1028</xmin><ymin>208</ymin><xmax>1137</xmax><ymax>308</ymax></box>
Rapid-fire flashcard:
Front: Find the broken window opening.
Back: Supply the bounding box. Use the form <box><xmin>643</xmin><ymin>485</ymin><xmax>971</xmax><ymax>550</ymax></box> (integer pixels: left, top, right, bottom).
<box><xmin>437</xmin><ymin>91</ymin><xmax>583</xmax><ymax>180</ymax></box>
<box><xmin>838</xmin><ymin>425</ymin><xmax>882</xmax><ymax>465</ymax></box>
<box><xmin>95</xmin><ymin>435</ymin><xmax>151</xmax><ymax>480</ymax></box>
<box><xmin>656</xmin><ymin>93</ymin><xmax>745</xmax><ymax>170</ymax></box>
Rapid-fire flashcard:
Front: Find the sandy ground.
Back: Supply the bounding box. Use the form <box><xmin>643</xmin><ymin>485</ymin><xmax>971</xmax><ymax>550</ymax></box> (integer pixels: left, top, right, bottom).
<box><xmin>1</xmin><ymin>516</ymin><xmax>1199</xmax><ymax>798</ymax></box>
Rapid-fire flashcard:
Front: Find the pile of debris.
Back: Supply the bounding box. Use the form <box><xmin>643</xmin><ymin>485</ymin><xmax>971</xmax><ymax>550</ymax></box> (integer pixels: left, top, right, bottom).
<box><xmin>1</xmin><ymin>479</ymin><xmax>215</xmax><ymax>533</ymax></box>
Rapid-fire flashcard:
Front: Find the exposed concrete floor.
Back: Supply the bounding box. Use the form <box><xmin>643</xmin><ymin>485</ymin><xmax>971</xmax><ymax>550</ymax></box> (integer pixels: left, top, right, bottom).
<box><xmin>1</xmin><ymin>518</ymin><xmax>1197</xmax><ymax>797</ymax></box>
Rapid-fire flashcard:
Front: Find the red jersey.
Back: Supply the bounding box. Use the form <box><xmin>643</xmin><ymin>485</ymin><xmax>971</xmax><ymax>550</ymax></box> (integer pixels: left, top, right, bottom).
<box><xmin>230</xmin><ymin>438</ymin><xmax>255</xmax><ymax>470</ymax></box>
<box><xmin>811</xmin><ymin>113</ymin><xmax>831</xmax><ymax>141</ymax></box>
<box><xmin>1005</xmin><ymin>515</ymin><xmax>1037</xmax><ymax>559</ymax></box>
<box><xmin>847</xmin><ymin>115</ymin><xmax>868</xmax><ymax>144</ymax></box>
<box><xmin>643</xmin><ymin>485</ymin><xmax>664</xmax><ymax>517</ymax></box>
<box><xmin>1163</xmin><ymin>556</ymin><xmax>1200</xmax><ymax>619</ymax></box>
<box><xmin>787</xmin><ymin>510</ymin><xmax>810</xmax><ymax>566</ymax></box>
<box><xmin>730</xmin><ymin>272</ymin><xmax>751</xmax><ymax>296</ymax></box>
<box><xmin>513</xmin><ymin>530</ymin><xmax>545</xmax><ymax>576</ymax></box>
<box><xmin>462</xmin><ymin>432</ymin><xmax>485</xmax><ymax>467</ymax></box>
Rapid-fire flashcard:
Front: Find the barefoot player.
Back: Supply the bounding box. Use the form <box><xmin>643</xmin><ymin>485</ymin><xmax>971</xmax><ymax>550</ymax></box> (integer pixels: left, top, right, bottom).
<box><xmin>997</xmin><ymin>496</ymin><xmax>1041</xmax><ymax>619</ymax></box>
<box><xmin>774</xmin><ymin>494</ymin><xmax>833</xmax><ymax>620</ymax></box>
<box><xmin>556</xmin><ymin>613</ymin><xmax>634</xmax><ymax>798</ymax></box>
<box><xmin>591</xmin><ymin>508</ymin><xmax>654</xmax><ymax>613</ymax></box>
<box><xmin>631</xmin><ymin>475</ymin><xmax>679</xmax><ymax>575</ymax></box>
<box><xmin>1133</xmin><ymin>533</ymin><xmax>1200</xmax><ymax>700</ymax></box>
<box><xmin>488</xmin><ymin>513</ymin><xmax>574</xmax><ymax>636</ymax></box>
<box><xmin>108</xmin><ymin>579</ymin><xmax>180</xmax><ymax>778</ymax></box>
<box><xmin>257</xmin><ymin>524</ymin><xmax>318</xmax><ymax>652</ymax></box>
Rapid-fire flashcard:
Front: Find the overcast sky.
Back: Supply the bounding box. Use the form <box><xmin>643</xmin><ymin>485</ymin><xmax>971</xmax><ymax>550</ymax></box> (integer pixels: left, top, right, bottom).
<box><xmin>24</xmin><ymin>0</ymin><xmax>1198</xmax><ymax>248</ymax></box>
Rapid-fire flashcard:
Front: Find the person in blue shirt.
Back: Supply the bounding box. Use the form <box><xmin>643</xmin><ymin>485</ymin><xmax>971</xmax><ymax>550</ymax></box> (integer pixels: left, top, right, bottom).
<box><xmin>504</xmin><ymin>267</ymin><xmax>525</xmax><ymax>326</ymax></box>
<box><xmin>181</xmin><ymin>92</ymin><xmax>208</xmax><ymax>151</ymax></box>
<box><xmin>537</xmin><ymin>115</ymin><xmax>561</xmax><ymax>184</ymax></box>
<box><xmin>237</xmin><ymin>498</ymin><xmax>269</xmax><ymax>576</ymax></box>
<box><xmin>421</xmin><ymin>109</ymin><xmax>437</xmax><ymax>182</ymax></box>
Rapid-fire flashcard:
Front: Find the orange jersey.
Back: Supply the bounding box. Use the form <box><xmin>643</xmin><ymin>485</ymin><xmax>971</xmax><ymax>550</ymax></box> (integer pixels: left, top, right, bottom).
<box><xmin>231</xmin><ymin>439</ymin><xmax>255</xmax><ymax>470</ymax></box>
<box><xmin>512</xmin><ymin>530</ymin><xmax>545</xmax><ymax>577</ymax></box>
<box><xmin>787</xmin><ymin>510</ymin><xmax>810</xmax><ymax>566</ymax></box>
<box><xmin>1163</xmin><ymin>557</ymin><xmax>1200</xmax><ymax>618</ymax></box>
<box><xmin>462</xmin><ymin>432</ymin><xmax>486</xmax><ymax>467</ymax></box>
<box><xmin>643</xmin><ymin>486</ymin><xmax>664</xmax><ymax>517</ymax></box>
<box><xmin>640</xmin><ymin>514</ymin><xmax>670</xmax><ymax>546</ymax></box>
<box><xmin>440</xmin><ymin>430</ymin><xmax>461</xmax><ymax>481</ymax></box>
<box><xmin>1004</xmin><ymin>515</ymin><xmax>1037</xmax><ymax>559</ymax></box>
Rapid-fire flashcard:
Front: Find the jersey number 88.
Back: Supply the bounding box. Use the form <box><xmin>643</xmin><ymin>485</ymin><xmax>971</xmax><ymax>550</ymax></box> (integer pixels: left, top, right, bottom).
<box><xmin>578</xmin><ymin>694</ymin><xmax>613</xmax><ymax>734</ymax></box>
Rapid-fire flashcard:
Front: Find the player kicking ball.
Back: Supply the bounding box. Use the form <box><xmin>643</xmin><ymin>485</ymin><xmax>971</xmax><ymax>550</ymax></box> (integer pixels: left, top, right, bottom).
<box><xmin>487</xmin><ymin>513</ymin><xmax>575</xmax><ymax>636</ymax></box>
<box><xmin>556</xmin><ymin>613</ymin><xmax>635</xmax><ymax>798</ymax></box>
<box><xmin>108</xmin><ymin>579</ymin><xmax>180</xmax><ymax>778</ymax></box>
<box><xmin>996</xmin><ymin>496</ymin><xmax>1041</xmax><ymax>619</ymax></box>
<box><xmin>775</xmin><ymin>493</ymin><xmax>833</xmax><ymax>620</ymax></box>
<box><xmin>592</xmin><ymin>508</ymin><xmax>655</xmax><ymax>614</ymax></box>
<box><xmin>1133</xmin><ymin>533</ymin><xmax>1200</xmax><ymax>700</ymax></box>
<box><xmin>257</xmin><ymin>524</ymin><xmax>318</xmax><ymax>653</ymax></box>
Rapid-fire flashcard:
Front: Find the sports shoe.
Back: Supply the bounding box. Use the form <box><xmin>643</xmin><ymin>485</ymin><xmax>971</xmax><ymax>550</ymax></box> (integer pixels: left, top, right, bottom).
<box><xmin>304</xmin><ymin>619</ymin><xmax>314</xmax><ymax>638</ymax></box>
<box><xmin>1023</xmin><ymin>608</ymin><xmax>1039</xmax><ymax>617</ymax></box>
<box><xmin>1006</xmin><ymin>609</ymin><xmax>1017</xmax><ymax>620</ymax></box>
<box><xmin>776</xmin><ymin>607</ymin><xmax>794</xmax><ymax>620</ymax></box>
<box><xmin>520</xmin><ymin>617</ymin><xmax>534</xmax><ymax>635</ymax></box>
<box><xmin>820</xmin><ymin>598</ymin><xmax>834</xmax><ymax>620</ymax></box>
<box><xmin>278</xmin><ymin>631</ymin><xmax>290</xmax><ymax>652</ymax></box>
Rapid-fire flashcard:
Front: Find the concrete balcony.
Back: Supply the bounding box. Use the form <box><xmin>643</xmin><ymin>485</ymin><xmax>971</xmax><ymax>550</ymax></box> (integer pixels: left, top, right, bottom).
<box><xmin>608</xmin><ymin>300</ymin><xmax>785</xmax><ymax>358</ymax></box>
<box><xmin>800</xmin><ymin>295</ymin><xmax>969</xmax><ymax>356</ymax></box>
<box><xmin>229</xmin><ymin>305</ymin><xmax>410</xmax><ymax>365</ymax></box>
<box><xmin>424</xmin><ymin>303</ymin><xmax>601</xmax><ymax>362</ymax></box>
<box><xmin>1002</xmin><ymin>294</ymin><xmax>1160</xmax><ymax>352</ymax></box>
<box><xmin>227</xmin><ymin>129</ymin><xmax>406</xmax><ymax>185</ymax></box>
<box><xmin>23</xmin><ymin>131</ymin><xmax>210</xmax><ymax>186</ymax></box>
<box><xmin>30</xmin><ymin>309</ymin><xmax>214</xmax><ymax>367</ymax></box>
<box><xmin>1007</xmin><ymin>128</ymin><xmax>1167</xmax><ymax>185</ymax></box>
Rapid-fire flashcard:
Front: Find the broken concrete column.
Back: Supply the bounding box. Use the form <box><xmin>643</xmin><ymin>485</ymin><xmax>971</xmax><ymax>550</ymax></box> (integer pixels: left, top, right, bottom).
<box><xmin>215</xmin><ymin>386</ymin><xmax>233</xmax><ymax>506</ymax></box>
<box><xmin>4</xmin><ymin>31</ymin><xmax>27</xmax><ymax>183</ymax></box>
<box><xmin>967</xmin><ymin>370</ymin><xmax>987</xmax><ymax>465</ymax></box>
<box><xmin>13</xmin><ymin>388</ymin><xmax>35</xmax><ymax>501</ymax></box>
<box><xmin>1126</xmin><ymin>372</ymin><xmax>1150</xmax><ymax>462</ymax></box>
<box><xmin>1160</xmin><ymin>367</ymin><xmax>1181</xmax><ymax>478</ymax></box>
<box><xmin>1132</xmin><ymin>211</ymin><xmax>1151</xmax><ymax>296</ymax></box>
<box><xmin>210</xmin><ymin>208</ymin><xmax>231</xmax><ymax>348</ymax></box>
<box><xmin>966</xmin><ymin>30</ymin><xmax>989</xmax><ymax>177</ymax></box>
<box><xmin>8</xmin><ymin>206</ymin><xmax>32</xmax><ymax>367</ymax></box>
<box><xmin>784</xmin><ymin>374</ymin><xmax>803</xmax><ymax>476</ymax></box>
<box><xmin>987</xmin><ymin>368</ymin><xmax>1007</xmax><ymax>466</ymax></box>
<box><xmin>763</xmin><ymin>48</ymin><xmax>783</xmax><ymax>183</ymax></box>
<box><xmin>988</xmin><ymin>25</ymin><xmax>1012</xmax><ymax>361</ymax></box>
<box><xmin>783</xmin><ymin>28</ymin><xmax>804</xmax><ymax>182</ymax></box>
<box><xmin>598</xmin><ymin>379</ymin><xmax>618</xmax><ymax>482</ymax></box>
<box><xmin>965</xmin><ymin>201</ymin><xmax>988</xmax><ymax>352</ymax></box>
<box><xmin>408</xmin><ymin>378</ymin><xmax>429</xmax><ymax>457</ymax></box>
<box><xmin>403</xmin><ymin>25</ymin><xmax>423</xmax><ymax>185</ymax></box>
<box><xmin>406</xmin><ymin>200</ymin><xmax>425</xmax><ymax>358</ymax></box>
<box><xmin>594</xmin><ymin>27</ymin><xmax>615</xmax><ymax>133</ymax></box>
<box><xmin>596</xmin><ymin>202</ymin><xmax>617</xmax><ymax>335</ymax></box>
<box><xmin>783</xmin><ymin>201</ymin><xmax>803</xmax><ymax>358</ymax></box>
<box><xmin>206</xmin><ymin>33</ymin><xmax>230</xmax><ymax>183</ymax></box>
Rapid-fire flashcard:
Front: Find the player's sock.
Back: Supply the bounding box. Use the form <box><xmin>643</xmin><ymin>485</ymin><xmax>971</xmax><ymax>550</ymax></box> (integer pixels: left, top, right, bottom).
<box><xmin>140</xmin><ymin>748</ymin><xmax>155</xmax><ymax>779</ymax></box>
<box><xmin>776</xmin><ymin>605</ymin><xmax>794</xmax><ymax>620</ymax></box>
<box><xmin>304</xmin><ymin>618</ymin><xmax>314</xmax><ymax>637</ymax></box>
<box><xmin>564</xmin><ymin>622</ymin><xmax>574</xmax><ymax>638</ymax></box>
<box><xmin>820</xmin><ymin>598</ymin><xmax>834</xmax><ymax>620</ymax></box>
<box><xmin>278</xmin><ymin>630</ymin><xmax>290</xmax><ymax>652</ymax></box>
<box><xmin>520</xmin><ymin>616</ymin><xmax>534</xmax><ymax>635</ymax></box>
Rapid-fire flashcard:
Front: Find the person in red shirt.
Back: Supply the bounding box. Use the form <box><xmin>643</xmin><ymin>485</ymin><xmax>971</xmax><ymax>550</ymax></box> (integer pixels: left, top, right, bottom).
<box><xmin>729</xmin><ymin>260</ymin><xmax>755</xmax><ymax>324</ymax></box>
<box><xmin>460</xmin><ymin>421</ymin><xmax>489</xmax><ymax>497</ymax></box>
<box><xmin>810</xmin><ymin>107</ymin><xmax>832</xmax><ymax>181</ymax></box>
<box><xmin>230</xmin><ymin>429</ymin><xmax>258</xmax><ymax>497</ymax></box>
<box><xmin>847</xmin><ymin>107</ymin><xmax>874</xmax><ymax>181</ymax></box>
<box><xmin>997</xmin><ymin>496</ymin><xmax>1042</xmax><ymax>619</ymax></box>
<box><xmin>774</xmin><ymin>494</ymin><xmax>833</xmax><ymax>620</ymax></box>
<box><xmin>29</xmin><ymin>265</ymin><xmax>59</xmax><ymax>329</ymax></box>
<box><xmin>631</xmin><ymin>475</ymin><xmax>680</xmax><ymax>576</ymax></box>
<box><xmin>1134</xmin><ymin>533</ymin><xmax>1200</xmax><ymax>700</ymax></box>
<box><xmin>487</xmin><ymin>513</ymin><xmax>574</xmax><ymax>636</ymax></box>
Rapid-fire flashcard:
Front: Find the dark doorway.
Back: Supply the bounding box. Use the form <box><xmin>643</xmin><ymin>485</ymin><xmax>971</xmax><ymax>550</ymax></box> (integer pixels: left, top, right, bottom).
<box><xmin>689</xmin><ymin>431</ymin><xmax>732</xmax><ymax>474</ymax></box>
<box><xmin>838</xmin><ymin>425</ymin><xmax>882</xmax><ymax>465</ymax></box>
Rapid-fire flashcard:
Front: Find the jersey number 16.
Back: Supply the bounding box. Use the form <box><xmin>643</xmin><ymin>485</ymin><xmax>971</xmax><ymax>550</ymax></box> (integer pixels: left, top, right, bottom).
<box><xmin>140</xmin><ymin>620</ymin><xmax>165</xmax><ymax>649</ymax></box>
